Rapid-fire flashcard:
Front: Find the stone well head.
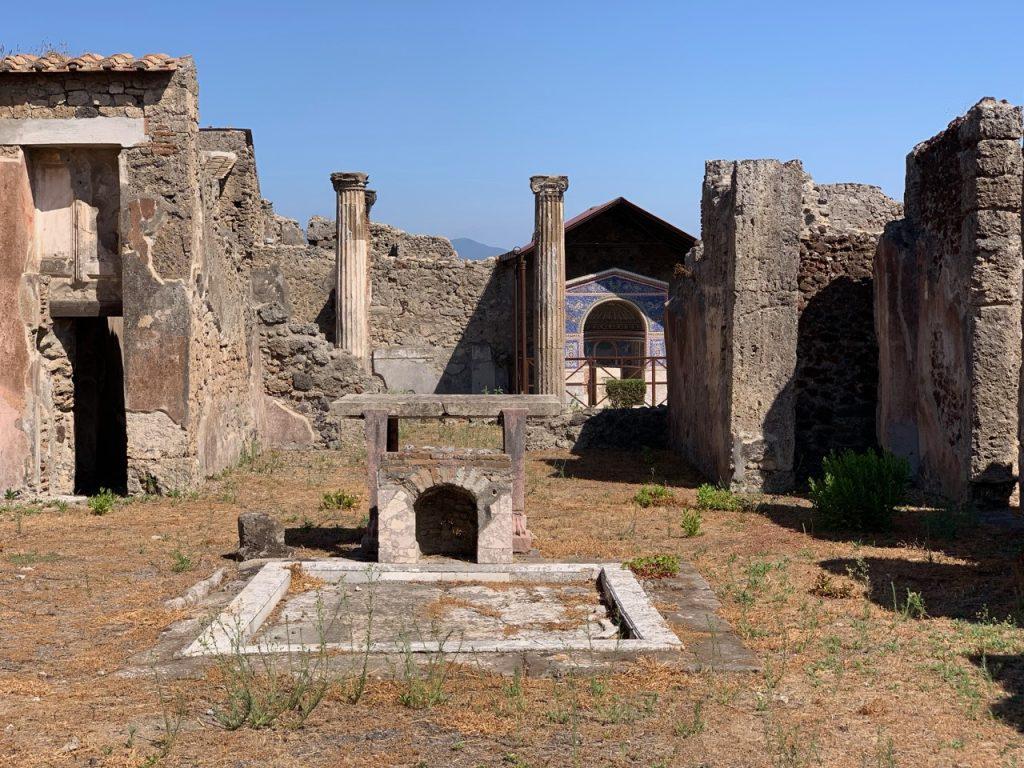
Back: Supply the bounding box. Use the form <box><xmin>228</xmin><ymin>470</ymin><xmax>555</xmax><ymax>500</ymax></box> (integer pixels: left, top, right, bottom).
<box><xmin>377</xmin><ymin>449</ymin><xmax>513</xmax><ymax>564</ymax></box>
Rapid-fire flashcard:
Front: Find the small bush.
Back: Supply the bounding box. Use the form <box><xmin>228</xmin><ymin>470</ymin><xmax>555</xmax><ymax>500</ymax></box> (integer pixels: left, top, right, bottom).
<box><xmin>170</xmin><ymin>549</ymin><xmax>195</xmax><ymax>573</ymax></box>
<box><xmin>605</xmin><ymin>378</ymin><xmax>646</xmax><ymax>408</ymax></box>
<box><xmin>633</xmin><ymin>484</ymin><xmax>672</xmax><ymax>508</ymax></box>
<box><xmin>695</xmin><ymin>484</ymin><xmax>743</xmax><ymax>512</ymax></box>
<box><xmin>809</xmin><ymin>449</ymin><xmax>909</xmax><ymax>531</ymax></box>
<box><xmin>88</xmin><ymin>489</ymin><xmax>117</xmax><ymax>516</ymax></box>
<box><xmin>320</xmin><ymin>490</ymin><xmax>359</xmax><ymax>511</ymax></box>
<box><xmin>624</xmin><ymin>554</ymin><xmax>680</xmax><ymax>579</ymax></box>
<box><xmin>679</xmin><ymin>509</ymin><xmax>702</xmax><ymax>538</ymax></box>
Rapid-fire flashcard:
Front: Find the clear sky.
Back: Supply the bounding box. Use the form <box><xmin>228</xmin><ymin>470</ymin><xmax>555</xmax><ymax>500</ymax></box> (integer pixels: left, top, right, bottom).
<box><xmin>7</xmin><ymin>1</ymin><xmax>1024</xmax><ymax>248</ymax></box>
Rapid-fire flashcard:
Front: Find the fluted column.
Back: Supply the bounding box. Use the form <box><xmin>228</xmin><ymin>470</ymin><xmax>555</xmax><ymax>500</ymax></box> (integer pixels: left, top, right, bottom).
<box><xmin>330</xmin><ymin>171</ymin><xmax>373</xmax><ymax>369</ymax></box>
<box><xmin>530</xmin><ymin>175</ymin><xmax>569</xmax><ymax>400</ymax></box>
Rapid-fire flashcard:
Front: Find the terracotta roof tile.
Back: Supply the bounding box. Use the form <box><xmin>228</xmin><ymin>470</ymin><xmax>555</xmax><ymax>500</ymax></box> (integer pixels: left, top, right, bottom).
<box><xmin>0</xmin><ymin>52</ymin><xmax>179</xmax><ymax>73</ymax></box>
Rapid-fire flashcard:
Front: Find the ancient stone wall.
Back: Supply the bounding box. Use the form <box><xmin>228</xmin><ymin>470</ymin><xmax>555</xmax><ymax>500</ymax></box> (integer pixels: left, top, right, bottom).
<box><xmin>255</xmin><ymin>218</ymin><xmax>516</xmax><ymax>396</ymax></box>
<box><xmin>0</xmin><ymin>62</ymin><xmax>205</xmax><ymax>493</ymax></box>
<box><xmin>189</xmin><ymin>129</ymin><xmax>265</xmax><ymax>480</ymax></box>
<box><xmin>666</xmin><ymin>159</ymin><xmax>803</xmax><ymax>492</ymax></box>
<box><xmin>0</xmin><ymin>59</ymin><xmax>284</xmax><ymax>494</ymax></box>
<box><xmin>795</xmin><ymin>182</ymin><xmax>902</xmax><ymax>480</ymax></box>
<box><xmin>875</xmin><ymin>98</ymin><xmax>1023</xmax><ymax>505</ymax></box>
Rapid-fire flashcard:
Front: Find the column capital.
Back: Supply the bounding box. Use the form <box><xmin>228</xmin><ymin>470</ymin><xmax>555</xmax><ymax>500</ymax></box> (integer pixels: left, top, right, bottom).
<box><xmin>530</xmin><ymin>175</ymin><xmax>569</xmax><ymax>196</ymax></box>
<box><xmin>331</xmin><ymin>171</ymin><xmax>369</xmax><ymax>192</ymax></box>
<box><xmin>365</xmin><ymin>189</ymin><xmax>377</xmax><ymax>215</ymax></box>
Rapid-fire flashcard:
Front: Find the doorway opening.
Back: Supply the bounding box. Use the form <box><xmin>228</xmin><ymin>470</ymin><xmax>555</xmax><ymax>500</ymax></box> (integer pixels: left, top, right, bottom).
<box><xmin>66</xmin><ymin>317</ymin><xmax>128</xmax><ymax>495</ymax></box>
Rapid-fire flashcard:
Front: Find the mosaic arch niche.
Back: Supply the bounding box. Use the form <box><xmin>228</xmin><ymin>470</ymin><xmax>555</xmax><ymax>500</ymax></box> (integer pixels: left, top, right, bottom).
<box><xmin>564</xmin><ymin>268</ymin><xmax>668</xmax><ymax>364</ymax></box>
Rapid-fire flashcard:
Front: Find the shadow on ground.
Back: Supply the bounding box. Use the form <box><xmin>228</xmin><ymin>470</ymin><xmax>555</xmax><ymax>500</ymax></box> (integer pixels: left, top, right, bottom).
<box><xmin>541</xmin><ymin>448</ymin><xmax>704</xmax><ymax>486</ymax></box>
<box><xmin>818</xmin><ymin>556</ymin><xmax>1019</xmax><ymax>622</ymax></box>
<box><xmin>285</xmin><ymin>525</ymin><xmax>365</xmax><ymax>557</ymax></box>
<box><xmin>972</xmin><ymin>654</ymin><xmax>1024</xmax><ymax>732</ymax></box>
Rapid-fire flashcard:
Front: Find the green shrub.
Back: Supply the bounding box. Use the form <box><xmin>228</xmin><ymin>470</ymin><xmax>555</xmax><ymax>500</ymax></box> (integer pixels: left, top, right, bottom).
<box><xmin>88</xmin><ymin>489</ymin><xmax>117</xmax><ymax>516</ymax></box>
<box><xmin>695</xmin><ymin>483</ymin><xmax>743</xmax><ymax>511</ymax></box>
<box><xmin>633</xmin><ymin>484</ymin><xmax>672</xmax><ymax>508</ymax></box>
<box><xmin>680</xmin><ymin>509</ymin><xmax>702</xmax><ymax>538</ymax></box>
<box><xmin>808</xmin><ymin>449</ymin><xmax>909</xmax><ymax>531</ymax></box>
<box><xmin>623</xmin><ymin>554</ymin><xmax>680</xmax><ymax>579</ymax></box>
<box><xmin>170</xmin><ymin>549</ymin><xmax>195</xmax><ymax>573</ymax></box>
<box><xmin>320</xmin><ymin>490</ymin><xmax>359</xmax><ymax>511</ymax></box>
<box><xmin>605</xmin><ymin>378</ymin><xmax>646</xmax><ymax>408</ymax></box>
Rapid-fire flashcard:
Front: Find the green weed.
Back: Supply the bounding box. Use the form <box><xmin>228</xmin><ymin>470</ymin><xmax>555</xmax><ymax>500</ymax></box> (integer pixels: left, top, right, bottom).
<box><xmin>623</xmin><ymin>554</ymin><xmax>680</xmax><ymax>579</ymax></box>
<box><xmin>633</xmin><ymin>484</ymin><xmax>672</xmax><ymax>509</ymax></box>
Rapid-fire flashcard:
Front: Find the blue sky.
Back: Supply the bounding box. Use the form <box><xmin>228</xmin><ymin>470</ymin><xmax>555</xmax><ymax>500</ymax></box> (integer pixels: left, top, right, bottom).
<box><xmin>7</xmin><ymin>1</ymin><xmax>1024</xmax><ymax>247</ymax></box>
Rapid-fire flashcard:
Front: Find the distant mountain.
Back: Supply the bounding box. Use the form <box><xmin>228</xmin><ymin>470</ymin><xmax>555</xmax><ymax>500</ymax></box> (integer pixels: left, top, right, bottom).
<box><xmin>451</xmin><ymin>238</ymin><xmax>507</xmax><ymax>260</ymax></box>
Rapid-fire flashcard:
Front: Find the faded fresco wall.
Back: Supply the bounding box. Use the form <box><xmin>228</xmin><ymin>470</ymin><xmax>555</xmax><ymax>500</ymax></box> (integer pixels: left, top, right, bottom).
<box><xmin>876</xmin><ymin>98</ymin><xmax>1023</xmax><ymax>505</ymax></box>
<box><xmin>0</xmin><ymin>57</ymin><xmax>267</xmax><ymax>493</ymax></box>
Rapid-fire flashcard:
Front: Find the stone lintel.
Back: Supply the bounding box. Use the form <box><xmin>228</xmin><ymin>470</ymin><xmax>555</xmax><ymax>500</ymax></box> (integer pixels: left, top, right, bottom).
<box><xmin>0</xmin><ymin>117</ymin><xmax>148</xmax><ymax>147</ymax></box>
<box><xmin>333</xmin><ymin>393</ymin><xmax>562</xmax><ymax>418</ymax></box>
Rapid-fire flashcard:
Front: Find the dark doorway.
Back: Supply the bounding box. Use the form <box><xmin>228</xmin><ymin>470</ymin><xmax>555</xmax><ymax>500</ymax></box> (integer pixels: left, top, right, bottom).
<box><xmin>414</xmin><ymin>484</ymin><xmax>478</xmax><ymax>560</ymax></box>
<box><xmin>68</xmin><ymin>317</ymin><xmax>128</xmax><ymax>495</ymax></box>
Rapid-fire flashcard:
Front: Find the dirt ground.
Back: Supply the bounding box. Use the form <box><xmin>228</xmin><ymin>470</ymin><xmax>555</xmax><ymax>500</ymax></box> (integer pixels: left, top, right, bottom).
<box><xmin>2</xmin><ymin>436</ymin><xmax>1024</xmax><ymax>767</ymax></box>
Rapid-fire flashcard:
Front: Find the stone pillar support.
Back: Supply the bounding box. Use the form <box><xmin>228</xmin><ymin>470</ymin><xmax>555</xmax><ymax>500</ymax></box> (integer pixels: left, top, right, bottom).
<box><xmin>361</xmin><ymin>408</ymin><xmax>389</xmax><ymax>554</ymax></box>
<box><xmin>530</xmin><ymin>175</ymin><xmax>569</xmax><ymax>400</ymax></box>
<box><xmin>330</xmin><ymin>171</ymin><xmax>373</xmax><ymax>369</ymax></box>
<box><xmin>500</xmin><ymin>407</ymin><xmax>532</xmax><ymax>552</ymax></box>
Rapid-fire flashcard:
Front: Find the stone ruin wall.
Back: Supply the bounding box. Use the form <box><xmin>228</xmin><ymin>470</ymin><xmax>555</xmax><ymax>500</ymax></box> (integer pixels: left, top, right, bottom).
<box><xmin>795</xmin><ymin>182</ymin><xmax>903</xmax><ymax>481</ymax></box>
<box><xmin>0</xmin><ymin>62</ymin><xmax>204</xmax><ymax>493</ymax></box>
<box><xmin>0</xmin><ymin>60</ymin><xmax>268</xmax><ymax>494</ymax></box>
<box><xmin>667</xmin><ymin>159</ymin><xmax>901</xmax><ymax>492</ymax></box>
<box><xmin>251</xmin><ymin>218</ymin><xmax>516</xmax><ymax>446</ymax></box>
<box><xmin>667</xmin><ymin>159</ymin><xmax>803</xmax><ymax>492</ymax></box>
<box><xmin>189</xmin><ymin>128</ymin><xmax>265</xmax><ymax>479</ymax></box>
<box><xmin>875</xmin><ymin>98</ymin><xmax>1023</xmax><ymax>505</ymax></box>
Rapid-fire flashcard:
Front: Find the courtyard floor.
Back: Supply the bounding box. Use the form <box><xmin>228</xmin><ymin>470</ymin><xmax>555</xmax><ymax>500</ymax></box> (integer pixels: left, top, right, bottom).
<box><xmin>2</xmin><ymin>429</ymin><xmax>1024</xmax><ymax>766</ymax></box>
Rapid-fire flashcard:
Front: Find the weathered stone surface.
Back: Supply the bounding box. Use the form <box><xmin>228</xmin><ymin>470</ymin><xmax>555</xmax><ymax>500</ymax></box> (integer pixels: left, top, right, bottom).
<box><xmin>331</xmin><ymin>172</ymin><xmax>371</xmax><ymax>369</ymax></box>
<box><xmin>530</xmin><ymin>175</ymin><xmax>569</xmax><ymax>401</ymax></box>
<box><xmin>525</xmin><ymin>406</ymin><xmax>667</xmax><ymax>451</ymax></box>
<box><xmin>376</xmin><ymin>449</ymin><xmax>514</xmax><ymax>565</ymax></box>
<box><xmin>795</xmin><ymin>182</ymin><xmax>902</xmax><ymax>480</ymax></box>
<box><xmin>259</xmin><ymin>396</ymin><xmax>315</xmax><ymax>449</ymax></box>
<box><xmin>875</xmin><ymin>98</ymin><xmax>1023</xmax><ymax>505</ymax></box>
<box><xmin>667</xmin><ymin>159</ymin><xmax>803</xmax><ymax>492</ymax></box>
<box><xmin>372</xmin><ymin>344</ymin><xmax>498</xmax><ymax>394</ymax></box>
<box><xmin>0</xmin><ymin>61</ymin><xmax>275</xmax><ymax>496</ymax></box>
<box><xmin>237</xmin><ymin>512</ymin><xmax>291</xmax><ymax>560</ymax></box>
<box><xmin>254</xmin><ymin>220</ymin><xmax>516</xmax><ymax>394</ymax></box>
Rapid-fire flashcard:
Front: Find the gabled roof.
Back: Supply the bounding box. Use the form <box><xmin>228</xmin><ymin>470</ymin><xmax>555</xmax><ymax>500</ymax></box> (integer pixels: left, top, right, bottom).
<box><xmin>566</xmin><ymin>267</ymin><xmax>669</xmax><ymax>291</ymax></box>
<box><xmin>0</xmin><ymin>53</ymin><xmax>180</xmax><ymax>73</ymax></box>
<box><xmin>499</xmin><ymin>196</ymin><xmax>696</xmax><ymax>262</ymax></box>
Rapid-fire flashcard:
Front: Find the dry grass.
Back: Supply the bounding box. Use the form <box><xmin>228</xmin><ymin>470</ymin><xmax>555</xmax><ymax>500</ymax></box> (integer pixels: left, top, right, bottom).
<box><xmin>286</xmin><ymin>563</ymin><xmax>326</xmax><ymax>594</ymax></box>
<box><xmin>1</xmin><ymin>447</ymin><xmax>1023</xmax><ymax>766</ymax></box>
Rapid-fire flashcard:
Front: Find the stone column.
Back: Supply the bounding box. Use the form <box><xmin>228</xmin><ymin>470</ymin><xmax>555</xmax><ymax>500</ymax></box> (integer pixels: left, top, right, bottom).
<box><xmin>530</xmin><ymin>175</ymin><xmax>569</xmax><ymax>400</ymax></box>
<box><xmin>330</xmin><ymin>172</ymin><xmax>372</xmax><ymax>369</ymax></box>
